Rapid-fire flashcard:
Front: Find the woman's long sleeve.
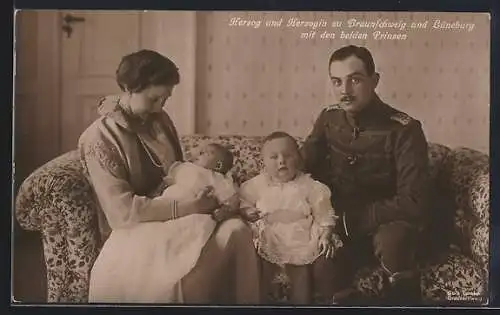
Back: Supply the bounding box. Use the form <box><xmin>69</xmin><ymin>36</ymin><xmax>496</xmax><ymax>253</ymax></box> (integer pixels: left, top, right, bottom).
<box><xmin>80</xmin><ymin>129</ymin><xmax>176</xmax><ymax>230</ymax></box>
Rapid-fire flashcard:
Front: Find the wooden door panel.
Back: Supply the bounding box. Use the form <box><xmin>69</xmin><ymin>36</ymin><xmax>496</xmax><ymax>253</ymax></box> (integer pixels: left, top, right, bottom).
<box><xmin>79</xmin><ymin>12</ymin><xmax>141</xmax><ymax>76</ymax></box>
<box><xmin>60</xmin><ymin>11</ymin><xmax>143</xmax><ymax>152</ymax></box>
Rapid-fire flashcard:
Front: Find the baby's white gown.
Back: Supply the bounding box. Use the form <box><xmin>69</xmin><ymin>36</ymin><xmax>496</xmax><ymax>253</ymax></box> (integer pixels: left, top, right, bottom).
<box><xmin>89</xmin><ymin>162</ymin><xmax>236</xmax><ymax>303</ymax></box>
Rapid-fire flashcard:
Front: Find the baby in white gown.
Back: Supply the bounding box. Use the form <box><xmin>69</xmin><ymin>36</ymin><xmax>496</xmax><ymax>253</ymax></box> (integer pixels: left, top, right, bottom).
<box><xmin>159</xmin><ymin>142</ymin><xmax>239</xmax><ymax>221</ymax></box>
<box><xmin>89</xmin><ymin>143</ymin><xmax>238</xmax><ymax>303</ymax></box>
<box><xmin>239</xmin><ymin>131</ymin><xmax>342</xmax><ymax>304</ymax></box>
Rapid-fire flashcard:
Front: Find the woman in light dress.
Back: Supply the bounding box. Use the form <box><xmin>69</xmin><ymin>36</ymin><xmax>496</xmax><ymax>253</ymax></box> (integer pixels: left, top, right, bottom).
<box><xmin>79</xmin><ymin>49</ymin><xmax>260</xmax><ymax>304</ymax></box>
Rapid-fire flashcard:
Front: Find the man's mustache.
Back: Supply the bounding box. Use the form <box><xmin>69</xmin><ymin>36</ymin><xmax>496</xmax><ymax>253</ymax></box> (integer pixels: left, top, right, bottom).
<box><xmin>340</xmin><ymin>95</ymin><xmax>355</xmax><ymax>102</ymax></box>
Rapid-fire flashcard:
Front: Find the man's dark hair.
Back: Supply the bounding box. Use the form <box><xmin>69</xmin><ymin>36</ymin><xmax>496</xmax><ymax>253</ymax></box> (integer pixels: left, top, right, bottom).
<box><xmin>116</xmin><ymin>49</ymin><xmax>181</xmax><ymax>93</ymax></box>
<box><xmin>328</xmin><ymin>45</ymin><xmax>376</xmax><ymax>76</ymax></box>
<box><xmin>263</xmin><ymin>131</ymin><xmax>300</xmax><ymax>152</ymax></box>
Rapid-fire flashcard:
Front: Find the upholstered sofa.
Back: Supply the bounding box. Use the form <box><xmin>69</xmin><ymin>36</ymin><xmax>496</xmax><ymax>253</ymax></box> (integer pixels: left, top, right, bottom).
<box><xmin>15</xmin><ymin>134</ymin><xmax>489</xmax><ymax>304</ymax></box>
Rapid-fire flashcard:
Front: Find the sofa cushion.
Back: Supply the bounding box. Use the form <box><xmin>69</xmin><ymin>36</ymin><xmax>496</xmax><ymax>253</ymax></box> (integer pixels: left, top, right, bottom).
<box><xmin>267</xmin><ymin>251</ymin><xmax>486</xmax><ymax>305</ymax></box>
<box><xmin>427</xmin><ymin>143</ymin><xmax>451</xmax><ymax>181</ymax></box>
<box><xmin>354</xmin><ymin>251</ymin><xmax>486</xmax><ymax>302</ymax></box>
<box><xmin>420</xmin><ymin>251</ymin><xmax>487</xmax><ymax>304</ymax></box>
<box><xmin>440</xmin><ymin>148</ymin><xmax>489</xmax><ymax>272</ymax></box>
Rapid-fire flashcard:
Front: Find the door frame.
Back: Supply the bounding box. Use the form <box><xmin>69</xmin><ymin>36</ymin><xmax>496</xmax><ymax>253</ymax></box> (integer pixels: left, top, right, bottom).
<box><xmin>13</xmin><ymin>10</ymin><xmax>63</xmax><ymax>181</ymax></box>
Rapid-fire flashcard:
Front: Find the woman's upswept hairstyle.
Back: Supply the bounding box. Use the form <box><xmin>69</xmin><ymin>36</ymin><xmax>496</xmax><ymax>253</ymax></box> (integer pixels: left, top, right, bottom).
<box><xmin>116</xmin><ymin>49</ymin><xmax>180</xmax><ymax>93</ymax></box>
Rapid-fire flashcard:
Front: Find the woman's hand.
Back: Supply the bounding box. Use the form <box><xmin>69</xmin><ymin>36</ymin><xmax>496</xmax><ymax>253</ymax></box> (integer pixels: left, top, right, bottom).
<box><xmin>240</xmin><ymin>207</ymin><xmax>262</xmax><ymax>222</ymax></box>
<box><xmin>212</xmin><ymin>205</ymin><xmax>237</xmax><ymax>222</ymax></box>
<box><xmin>177</xmin><ymin>186</ymin><xmax>220</xmax><ymax>217</ymax></box>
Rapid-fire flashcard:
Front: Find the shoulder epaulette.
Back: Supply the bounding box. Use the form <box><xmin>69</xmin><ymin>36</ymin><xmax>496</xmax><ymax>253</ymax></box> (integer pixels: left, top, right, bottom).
<box><xmin>390</xmin><ymin>112</ymin><xmax>413</xmax><ymax>126</ymax></box>
<box><xmin>325</xmin><ymin>104</ymin><xmax>342</xmax><ymax>112</ymax></box>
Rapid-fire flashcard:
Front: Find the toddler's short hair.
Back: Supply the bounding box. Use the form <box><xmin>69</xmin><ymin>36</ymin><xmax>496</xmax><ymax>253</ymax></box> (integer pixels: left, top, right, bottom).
<box><xmin>262</xmin><ymin>131</ymin><xmax>300</xmax><ymax>152</ymax></box>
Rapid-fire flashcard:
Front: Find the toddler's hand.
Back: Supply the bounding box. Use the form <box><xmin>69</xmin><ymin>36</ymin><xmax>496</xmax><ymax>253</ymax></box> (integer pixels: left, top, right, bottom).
<box><xmin>318</xmin><ymin>234</ymin><xmax>335</xmax><ymax>259</ymax></box>
<box><xmin>240</xmin><ymin>207</ymin><xmax>262</xmax><ymax>222</ymax></box>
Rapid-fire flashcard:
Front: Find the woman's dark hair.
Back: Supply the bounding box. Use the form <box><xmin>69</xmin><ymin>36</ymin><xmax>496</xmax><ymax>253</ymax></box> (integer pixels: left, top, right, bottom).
<box><xmin>116</xmin><ymin>49</ymin><xmax>180</xmax><ymax>93</ymax></box>
<box><xmin>328</xmin><ymin>45</ymin><xmax>376</xmax><ymax>76</ymax></box>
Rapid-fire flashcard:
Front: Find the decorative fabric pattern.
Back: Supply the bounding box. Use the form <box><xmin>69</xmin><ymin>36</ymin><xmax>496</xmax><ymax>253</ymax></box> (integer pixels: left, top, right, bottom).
<box><xmin>15</xmin><ymin>150</ymin><xmax>100</xmax><ymax>302</ymax></box>
<box><xmin>81</xmin><ymin>138</ymin><xmax>127</xmax><ymax>179</ymax></box>
<box><xmin>440</xmin><ymin>148</ymin><xmax>489</xmax><ymax>274</ymax></box>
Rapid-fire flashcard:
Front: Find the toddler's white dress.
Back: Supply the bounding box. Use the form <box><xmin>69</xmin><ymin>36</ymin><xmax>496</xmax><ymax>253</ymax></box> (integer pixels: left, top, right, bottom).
<box><xmin>239</xmin><ymin>172</ymin><xmax>337</xmax><ymax>266</ymax></box>
<box><xmin>89</xmin><ymin>162</ymin><xmax>236</xmax><ymax>303</ymax></box>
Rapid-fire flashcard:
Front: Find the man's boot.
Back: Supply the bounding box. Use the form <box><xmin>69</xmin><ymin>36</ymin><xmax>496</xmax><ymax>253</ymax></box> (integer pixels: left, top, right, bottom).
<box><xmin>382</xmin><ymin>270</ymin><xmax>422</xmax><ymax>306</ymax></box>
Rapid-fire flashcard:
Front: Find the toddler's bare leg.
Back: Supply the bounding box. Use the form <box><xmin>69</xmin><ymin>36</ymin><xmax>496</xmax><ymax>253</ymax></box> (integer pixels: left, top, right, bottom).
<box><xmin>259</xmin><ymin>258</ymin><xmax>280</xmax><ymax>303</ymax></box>
<box><xmin>285</xmin><ymin>264</ymin><xmax>312</xmax><ymax>304</ymax></box>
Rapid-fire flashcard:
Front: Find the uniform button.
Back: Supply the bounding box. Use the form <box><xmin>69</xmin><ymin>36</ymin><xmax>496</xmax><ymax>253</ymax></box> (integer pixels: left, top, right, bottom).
<box><xmin>347</xmin><ymin>155</ymin><xmax>358</xmax><ymax>165</ymax></box>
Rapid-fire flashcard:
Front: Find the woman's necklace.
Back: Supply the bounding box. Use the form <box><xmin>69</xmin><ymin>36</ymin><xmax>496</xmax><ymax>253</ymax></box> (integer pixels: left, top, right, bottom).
<box><xmin>137</xmin><ymin>135</ymin><xmax>163</xmax><ymax>169</ymax></box>
<box><xmin>117</xmin><ymin>98</ymin><xmax>163</xmax><ymax>169</ymax></box>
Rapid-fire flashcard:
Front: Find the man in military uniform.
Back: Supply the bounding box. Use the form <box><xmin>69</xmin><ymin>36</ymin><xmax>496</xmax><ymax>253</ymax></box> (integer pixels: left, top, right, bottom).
<box><xmin>301</xmin><ymin>45</ymin><xmax>430</xmax><ymax>305</ymax></box>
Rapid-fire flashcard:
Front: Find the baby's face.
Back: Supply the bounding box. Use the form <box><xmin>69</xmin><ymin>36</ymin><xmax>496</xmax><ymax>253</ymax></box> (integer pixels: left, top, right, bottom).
<box><xmin>262</xmin><ymin>137</ymin><xmax>300</xmax><ymax>183</ymax></box>
<box><xmin>193</xmin><ymin>144</ymin><xmax>224</xmax><ymax>171</ymax></box>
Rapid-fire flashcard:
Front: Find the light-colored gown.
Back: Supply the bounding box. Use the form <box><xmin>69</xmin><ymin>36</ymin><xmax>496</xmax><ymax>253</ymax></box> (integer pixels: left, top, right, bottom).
<box><xmin>79</xmin><ymin>95</ymin><xmax>260</xmax><ymax>304</ymax></box>
<box><xmin>240</xmin><ymin>172</ymin><xmax>338</xmax><ymax>266</ymax></box>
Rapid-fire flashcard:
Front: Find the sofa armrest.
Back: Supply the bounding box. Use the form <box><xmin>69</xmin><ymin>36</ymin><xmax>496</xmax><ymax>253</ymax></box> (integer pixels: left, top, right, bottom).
<box><xmin>15</xmin><ymin>150</ymin><xmax>101</xmax><ymax>302</ymax></box>
<box><xmin>441</xmin><ymin>148</ymin><xmax>489</xmax><ymax>273</ymax></box>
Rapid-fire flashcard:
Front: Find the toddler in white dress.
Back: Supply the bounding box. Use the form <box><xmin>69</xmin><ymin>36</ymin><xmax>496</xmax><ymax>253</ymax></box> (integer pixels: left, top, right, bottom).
<box><xmin>239</xmin><ymin>131</ymin><xmax>341</xmax><ymax>304</ymax></box>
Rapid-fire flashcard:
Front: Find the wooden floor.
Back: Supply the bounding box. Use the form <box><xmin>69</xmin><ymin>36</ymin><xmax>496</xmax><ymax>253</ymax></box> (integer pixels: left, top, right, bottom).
<box><xmin>12</xmin><ymin>229</ymin><xmax>47</xmax><ymax>303</ymax></box>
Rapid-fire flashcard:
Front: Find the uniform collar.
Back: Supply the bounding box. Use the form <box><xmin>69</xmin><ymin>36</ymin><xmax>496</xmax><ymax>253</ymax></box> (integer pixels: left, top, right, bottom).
<box><xmin>345</xmin><ymin>94</ymin><xmax>388</xmax><ymax>128</ymax></box>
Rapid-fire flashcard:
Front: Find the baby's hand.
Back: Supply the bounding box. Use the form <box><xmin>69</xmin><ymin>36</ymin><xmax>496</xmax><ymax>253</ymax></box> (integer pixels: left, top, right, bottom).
<box><xmin>240</xmin><ymin>207</ymin><xmax>262</xmax><ymax>222</ymax></box>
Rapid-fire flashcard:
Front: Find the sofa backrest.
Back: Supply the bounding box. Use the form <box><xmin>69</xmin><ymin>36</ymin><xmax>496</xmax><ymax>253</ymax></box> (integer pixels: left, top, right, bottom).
<box><xmin>15</xmin><ymin>133</ymin><xmax>488</xmax><ymax>270</ymax></box>
<box><xmin>179</xmin><ymin>134</ymin><xmax>451</xmax><ymax>186</ymax></box>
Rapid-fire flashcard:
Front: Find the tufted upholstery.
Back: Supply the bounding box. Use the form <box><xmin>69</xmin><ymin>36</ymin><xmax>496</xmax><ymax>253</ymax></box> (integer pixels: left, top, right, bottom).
<box><xmin>15</xmin><ymin>135</ymin><xmax>489</xmax><ymax>304</ymax></box>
